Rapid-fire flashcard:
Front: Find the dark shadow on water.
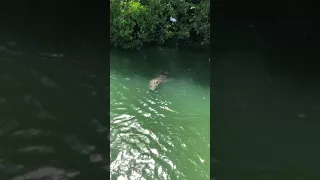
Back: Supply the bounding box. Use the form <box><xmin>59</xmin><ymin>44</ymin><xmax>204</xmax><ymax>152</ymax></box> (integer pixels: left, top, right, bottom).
<box><xmin>110</xmin><ymin>46</ymin><xmax>210</xmax><ymax>88</ymax></box>
<box><xmin>212</xmin><ymin>14</ymin><xmax>320</xmax><ymax>179</ymax></box>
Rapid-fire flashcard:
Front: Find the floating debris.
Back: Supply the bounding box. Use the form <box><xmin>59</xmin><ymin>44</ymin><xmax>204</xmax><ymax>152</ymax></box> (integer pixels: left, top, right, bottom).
<box><xmin>170</xmin><ymin>17</ymin><xmax>177</xmax><ymax>22</ymax></box>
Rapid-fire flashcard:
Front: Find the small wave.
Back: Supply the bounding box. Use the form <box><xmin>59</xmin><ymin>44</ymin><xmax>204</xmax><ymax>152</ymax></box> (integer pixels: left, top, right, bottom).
<box><xmin>0</xmin><ymin>45</ymin><xmax>22</xmax><ymax>56</ymax></box>
<box><xmin>11</xmin><ymin>167</ymin><xmax>80</xmax><ymax>180</ymax></box>
<box><xmin>110</xmin><ymin>72</ymin><xmax>210</xmax><ymax>180</ymax></box>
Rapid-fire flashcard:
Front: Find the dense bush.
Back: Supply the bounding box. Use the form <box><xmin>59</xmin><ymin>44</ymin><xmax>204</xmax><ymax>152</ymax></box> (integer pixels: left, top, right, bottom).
<box><xmin>110</xmin><ymin>0</ymin><xmax>210</xmax><ymax>49</ymax></box>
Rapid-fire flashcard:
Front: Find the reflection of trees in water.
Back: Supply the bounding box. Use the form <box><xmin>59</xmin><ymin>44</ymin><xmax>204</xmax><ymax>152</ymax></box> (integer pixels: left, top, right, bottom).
<box><xmin>110</xmin><ymin>47</ymin><xmax>209</xmax><ymax>88</ymax></box>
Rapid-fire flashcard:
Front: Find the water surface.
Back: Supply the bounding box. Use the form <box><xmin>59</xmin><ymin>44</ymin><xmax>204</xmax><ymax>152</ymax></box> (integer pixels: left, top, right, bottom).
<box><xmin>110</xmin><ymin>47</ymin><xmax>211</xmax><ymax>180</ymax></box>
<box><xmin>212</xmin><ymin>17</ymin><xmax>320</xmax><ymax>179</ymax></box>
<box><xmin>0</xmin><ymin>30</ymin><xmax>108</xmax><ymax>180</ymax></box>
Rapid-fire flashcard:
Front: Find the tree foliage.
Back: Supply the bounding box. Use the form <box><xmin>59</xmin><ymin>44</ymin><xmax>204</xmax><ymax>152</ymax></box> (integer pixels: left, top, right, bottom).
<box><xmin>110</xmin><ymin>0</ymin><xmax>210</xmax><ymax>49</ymax></box>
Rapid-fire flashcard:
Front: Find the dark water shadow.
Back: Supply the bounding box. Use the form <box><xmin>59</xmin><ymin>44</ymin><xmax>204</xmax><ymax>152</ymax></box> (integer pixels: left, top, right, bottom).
<box><xmin>110</xmin><ymin>47</ymin><xmax>210</xmax><ymax>88</ymax></box>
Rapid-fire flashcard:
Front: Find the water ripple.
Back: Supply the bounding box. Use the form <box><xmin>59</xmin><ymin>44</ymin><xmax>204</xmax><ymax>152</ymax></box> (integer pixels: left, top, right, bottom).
<box><xmin>11</xmin><ymin>167</ymin><xmax>80</xmax><ymax>180</ymax></box>
<box><xmin>111</xmin><ymin>71</ymin><xmax>209</xmax><ymax>180</ymax></box>
<box><xmin>0</xmin><ymin>40</ymin><xmax>109</xmax><ymax>179</ymax></box>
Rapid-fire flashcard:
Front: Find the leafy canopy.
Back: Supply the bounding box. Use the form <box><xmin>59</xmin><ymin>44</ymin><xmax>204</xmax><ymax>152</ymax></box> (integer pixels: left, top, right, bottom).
<box><xmin>110</xmin><ymin>0</ymin><xmax>210</xmax><ymax>49</ymax></box>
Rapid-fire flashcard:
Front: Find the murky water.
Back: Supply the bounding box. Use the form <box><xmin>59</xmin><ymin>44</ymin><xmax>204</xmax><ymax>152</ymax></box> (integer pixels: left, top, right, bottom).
<box><xmin>110</xmin><ymin>48</ymin><xmax>210</xmax><ymax>180</ymax></box>
<box><xmin>0</xmin><ymin>31</ymin><xmax>108</xmax><ymax>180</ymax></box>
<box><xmin>212</xmin><ymin>17</ymin><xmax>320</xmax><ymax>179</ymax></box>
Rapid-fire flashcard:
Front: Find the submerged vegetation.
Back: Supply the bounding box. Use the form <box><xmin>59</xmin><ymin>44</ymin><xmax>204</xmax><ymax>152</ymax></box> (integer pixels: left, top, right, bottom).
<box><xmin>110</xmin><ymin>0</ymin><xmax>210</xmax><ymax>49</ymax></box>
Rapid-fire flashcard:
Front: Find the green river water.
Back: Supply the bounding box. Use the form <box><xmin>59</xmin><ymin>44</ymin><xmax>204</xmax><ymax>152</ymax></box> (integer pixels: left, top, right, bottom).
<box><xmin>0</xmin><ymin>29</ymin><xmax>109</xmax><ymax>180</ymax></box>
<box><xmin>110</xmin><ymin>47</ymin><xmax>210</xmax><ymax>180</ymax></box>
